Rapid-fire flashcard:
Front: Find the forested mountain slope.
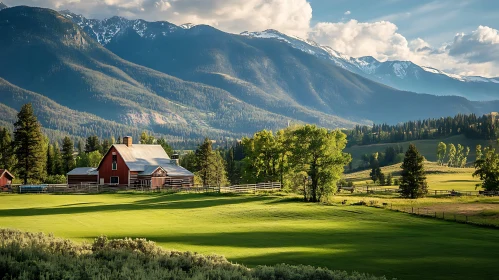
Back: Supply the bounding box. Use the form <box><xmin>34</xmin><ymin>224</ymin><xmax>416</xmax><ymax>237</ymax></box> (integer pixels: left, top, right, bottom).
<box><xmin>0</xmin><ymin>6</ymin><xmax>497</xmax><ymax>143</ymax></box>
<box><xmin>66</xmin><ymin>11</ymin><xmax>499</xmax><ymax>124</ymax></box>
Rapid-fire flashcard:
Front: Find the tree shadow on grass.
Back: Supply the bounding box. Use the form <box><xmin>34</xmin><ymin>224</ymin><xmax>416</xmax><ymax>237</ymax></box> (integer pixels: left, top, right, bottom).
<box><xmin>114</xmin><ymin>227</ymin><xmax>498</xmax><ymax>280</ymax></box>
<box><xmin>0</xmin><ymin>194</ymin><xmax>274</xmax><ymax>217</ymax></box>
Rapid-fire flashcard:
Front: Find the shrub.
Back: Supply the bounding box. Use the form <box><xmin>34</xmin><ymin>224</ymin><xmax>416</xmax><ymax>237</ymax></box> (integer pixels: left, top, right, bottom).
<box><xmin>0</xmin><ymin>229</ymin><xmax>391</xmax><ymax>280</ymax></box>
<box><xmin>44</xmin><ymin>175</ymin><xmax>67</xmax><ymax>184</ymax></box>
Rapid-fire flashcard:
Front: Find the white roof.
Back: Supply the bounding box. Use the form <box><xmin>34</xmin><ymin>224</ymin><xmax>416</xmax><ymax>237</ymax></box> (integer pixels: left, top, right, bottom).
<box><xmin>112</xmin><ymin>144</ymin><xmax>193</xmax><ymax>177</ymax></box>
<box><xmin>67</xmin><ymin>167</ymin><xmax>98</xmax><ymax>176</ymax></box>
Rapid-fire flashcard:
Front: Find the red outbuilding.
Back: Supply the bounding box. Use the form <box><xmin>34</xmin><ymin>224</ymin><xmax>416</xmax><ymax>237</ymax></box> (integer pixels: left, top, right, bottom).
<box><xmin>78</xmin><ymin>136</ymin><xmax>194</xmax><ymax>188</ymax></box>
<box><xmin>0</xmin><ymin>169</ymin><xmax>14</xmax><ymax>188</ymax></box>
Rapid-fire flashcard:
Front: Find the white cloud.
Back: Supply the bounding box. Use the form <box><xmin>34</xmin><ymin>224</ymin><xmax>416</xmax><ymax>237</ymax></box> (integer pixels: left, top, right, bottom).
<box><xmin>3</xmin><ymin>0</ymin><xmax>312</xmax><ymax>37</ymax></box>
<box><xmin>3</xmin><ymin>0</ymin><xmax>499</xmax><ymax>76</ymax></box>
<box><xmin>309</xmin><ymin>19</ymin><xmax>499</xmax><ymax>77</ymax></box>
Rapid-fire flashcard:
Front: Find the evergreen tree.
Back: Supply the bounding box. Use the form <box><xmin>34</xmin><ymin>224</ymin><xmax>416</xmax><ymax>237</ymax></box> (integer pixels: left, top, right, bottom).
<box><xmin>62</xmin><ymin>136</ymin><xmax>75</xmax><ymax>174</ymax></box>
<box><xmin>400</xmin><ymin>144</ymin><xmax>428</xmax><ymax>198</ymax></box>
<box><xmin>46</xmin><ymin>143</ymin><xmax>53</xmax><ymax>175</ymax></box>
<box><xmin>157</xmin><ymin>137</ymin><xmax>174</xmax><ymax>156</ymax></box>
<box><xmin>52</xmin><ymin>142</ymin><xmax>63</xmax><ymax>175</ymax></box>
<box><xmin>101</xmin><ymin>139</ymin><xmax>111</xmax><ymax>154</ymax></box>
<box><xmin>195</xmin><ymin>138</ymin><xmax>214</xmax><ymax>186</ymax></box>
<box><xmin>0</xmin><ymin>127</ymin><xmax>15</xmax><ymax>170</ymax></box>
<box><xmin>386</xmin><ymin>173</ymin><xmax>393</xmax><ymax>186</ymax></box>
<box><xmin>77</xmin><ymin>140</ymin><xmax>84</xmax><ymax>155</ymax></box>
<box><xmin>13</xmin><ymin>104</ymin><xmax>45</xmax><ymax>184</ymax></box>
<box><xmin>85</xmin><ymin>136</ymin><xmax>101</xmax><ymax>153</ymax></box>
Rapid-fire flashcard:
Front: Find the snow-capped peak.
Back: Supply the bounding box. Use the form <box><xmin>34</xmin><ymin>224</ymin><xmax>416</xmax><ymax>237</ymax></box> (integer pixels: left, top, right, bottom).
<box><xmin>180</xmin><ymin>23</ymin><xmax>197</xmax><ymax>29</ymax></box>
<box><xmin>0</xmin><ymin>2</ymin><xmax>8</xmax><ymax>10</ymax></box>
<box><xmin>60</xmin><ymin>11</ymin><xmax>180</xmax><ymax>45</ymax></box>
<box><xmin>421</xmin><ymin>66</ymin><xmax>499</xmax><ymax>83</ymax></box>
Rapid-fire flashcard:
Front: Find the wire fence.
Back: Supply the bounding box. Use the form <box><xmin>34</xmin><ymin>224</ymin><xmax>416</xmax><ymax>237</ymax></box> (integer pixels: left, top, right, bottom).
<box><xmin>365</xmin><ymin>202</ymin><xmax>499</xmax><ymax>228</ymax></box>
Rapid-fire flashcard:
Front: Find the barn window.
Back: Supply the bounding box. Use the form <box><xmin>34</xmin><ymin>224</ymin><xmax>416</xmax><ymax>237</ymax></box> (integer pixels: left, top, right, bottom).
<box><xmin>112</xmin><ymin>154</ymin><xmax>117</xmax><ymax>170</ymax></box>
<box><xmin>110</xmin><ymin>176</ymin><xmax>119</xmax><ymax>185</ymax></box>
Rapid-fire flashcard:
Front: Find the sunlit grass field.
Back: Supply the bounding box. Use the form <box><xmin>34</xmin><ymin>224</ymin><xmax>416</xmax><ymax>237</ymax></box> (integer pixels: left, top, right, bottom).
<box><xmin>1</xmin><ymin>193</ymin><xmax>499</xmax><ymax>280</ymax></box>
<box><xmin>344</xmin><ymin>161</ymin><xmax>481</xmax><ymax>191</ymax></box>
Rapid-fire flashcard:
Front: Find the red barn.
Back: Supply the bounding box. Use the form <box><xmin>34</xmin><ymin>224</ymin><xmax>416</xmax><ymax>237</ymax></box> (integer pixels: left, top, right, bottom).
<box><xmin>95</xmin><ymin>136</ymin><xmax>194</xmax><ymax>188</ymax></box>
<box><xmin>0</xmin><ymin>169</ymin><xmax>14</xmax><ymax>188</ymax></box>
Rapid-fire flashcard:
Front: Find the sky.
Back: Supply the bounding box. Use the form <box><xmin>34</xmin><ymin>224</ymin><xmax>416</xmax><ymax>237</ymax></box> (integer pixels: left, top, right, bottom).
<box><xmin>3</xmin><ymin>0</ymin><xmax>499</xmax><ymax>77</ymax></box>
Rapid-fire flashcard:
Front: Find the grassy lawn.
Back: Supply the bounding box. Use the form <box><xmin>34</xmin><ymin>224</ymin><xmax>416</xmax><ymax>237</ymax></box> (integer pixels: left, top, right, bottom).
<box><xmin>1</xmin><ymin>193</ymin><xmax>499</xmax><ymax>280</ymax></box>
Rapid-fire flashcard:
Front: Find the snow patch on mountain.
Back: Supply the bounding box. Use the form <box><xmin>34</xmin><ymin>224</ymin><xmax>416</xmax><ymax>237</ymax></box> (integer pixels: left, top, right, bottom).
<box><xmin>421</xmin><ymin>66</ymin><xmax>499</xmax><ymax>83</ymax></box>
<box><xmin>180</xmin><ymin>23</ymin><xmax>197</xmax><ymax>29</ymax></box>
<box><xmin>0</xmin><ymin>2</ymin><xmax>7</xmax><ymax>10</ymax></box>
<box><xmin>60</xmin><ymin>11</ymin><xmax>179</xmax><ymax>45</ymax></box>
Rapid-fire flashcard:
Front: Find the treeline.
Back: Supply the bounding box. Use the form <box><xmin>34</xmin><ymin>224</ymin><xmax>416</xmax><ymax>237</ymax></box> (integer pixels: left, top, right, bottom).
<box><xmin>436</xmin><ymin>142</ymin><xmax>471</xmax><ymax>167</ymax></box>
<box><xmin>345</xmin><ymin>113</ymin><xmax>498</xmax><ymax>146</ymax></box>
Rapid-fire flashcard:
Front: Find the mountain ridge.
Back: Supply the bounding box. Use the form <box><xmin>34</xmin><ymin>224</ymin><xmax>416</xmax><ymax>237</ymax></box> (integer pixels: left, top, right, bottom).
<box><xmin>0</xmin><ymin>6</ymin><xmax>498</xmax><ymax>145</ymax></box>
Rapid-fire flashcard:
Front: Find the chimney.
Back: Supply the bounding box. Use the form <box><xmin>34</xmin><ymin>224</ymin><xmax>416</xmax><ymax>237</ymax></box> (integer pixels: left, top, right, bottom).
<box><xmin>123</xmin><ymin>136</ymin><xmax>132</xmax><ymax>147</ymax></box>
<box><xmin>170</xmin><ymin>153</ymin><xmax>179</xmax><ymax>166</ymax></box>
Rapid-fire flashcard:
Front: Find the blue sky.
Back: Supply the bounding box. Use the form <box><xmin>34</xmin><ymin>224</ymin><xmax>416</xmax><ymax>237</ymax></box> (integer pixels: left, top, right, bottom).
<box><xmin>3</xmin><ymin>0</ymin><xmax>499</xmax><ymax>76</ymax></box>
<box><xmin>310</xmin><ymin>0</ymin><xmax>498</xmax><ymax>45</ymax></box>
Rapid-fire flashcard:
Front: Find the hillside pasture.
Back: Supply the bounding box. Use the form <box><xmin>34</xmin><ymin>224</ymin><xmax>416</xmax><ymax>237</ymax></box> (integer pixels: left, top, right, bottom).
<box><xmin>344</xmin><ymin>161</ymin><xmax>481</xmax><ymax>191</ymax></box>
<box><xmin>1</xmin><ymin>193</ymin><xmax>499</xmax><ymax>280</ymax></box>
<box><xmin>345</xmin><ymin>134</ymin><xmax>496</xmax><ymax>169</ymax></box>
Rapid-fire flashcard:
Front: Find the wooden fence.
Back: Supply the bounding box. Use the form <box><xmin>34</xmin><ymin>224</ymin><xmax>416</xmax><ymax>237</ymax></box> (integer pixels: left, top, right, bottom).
<box><xmin>348</xmin><ymin>186</ymin><xmax>495</xmax><ymax>197</ymax></box>
<box><xmin>7</xmin><ymin>182</ymin><xmax>282</xmax><ymax>195</ymax></box>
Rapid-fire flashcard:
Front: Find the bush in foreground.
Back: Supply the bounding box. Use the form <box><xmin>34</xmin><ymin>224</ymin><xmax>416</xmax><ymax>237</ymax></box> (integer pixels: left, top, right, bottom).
<box><xmin>0</xmin><ymin>229</ymin><xmax>390</xmax><ymax>280</ymax></box>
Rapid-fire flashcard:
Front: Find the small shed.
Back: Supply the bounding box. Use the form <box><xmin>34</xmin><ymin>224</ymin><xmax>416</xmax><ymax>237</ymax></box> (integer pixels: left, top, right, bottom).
<box><xmin>0</xmin><ymin>169</ymin><xmax>14</xmax><ymax>187</ymax></box>
<box><xmin>67</xmin><ymin>167</ymin><xmax>98</xmax><ymax>185</ymax></box>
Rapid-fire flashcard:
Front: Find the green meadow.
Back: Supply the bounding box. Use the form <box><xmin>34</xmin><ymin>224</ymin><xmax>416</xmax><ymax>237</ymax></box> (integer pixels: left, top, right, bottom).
<box><xmin>1</xmin><ymin>193</ymin><xmax>499</xmax><ymax>280</ymax></box>
<box><xmin>344</xmin><ymin>161</ymin><xmax>482</xmax><ymax>191</ymax></box>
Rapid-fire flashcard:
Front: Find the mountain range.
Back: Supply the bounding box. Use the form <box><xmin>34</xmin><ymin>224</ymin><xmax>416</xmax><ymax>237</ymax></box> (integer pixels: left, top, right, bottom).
<box><xmin>0</xmin><ymin>5</ymin><xmax>497</xmax><ymax>144</ymax></box>
<box><xmin>242</xmin><ymin>30</ymin><xmax>499</xmax><ymax>102</ymax></box>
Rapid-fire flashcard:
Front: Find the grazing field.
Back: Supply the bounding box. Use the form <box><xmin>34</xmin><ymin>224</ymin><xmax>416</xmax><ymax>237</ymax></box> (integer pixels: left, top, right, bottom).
<box><xmin>344</xmin><ymin>161</ymin><xmax>481</xmax><ymax>191</ymax></box>
<box><xmin>345</xmin><ymin>134</ymin><xmax>497</xmax><ymax>168</ymax></box>
<box><xmin>1</xmin><ymin>193</ymin><xmax>499</xmax><ymax>280</ymax></box>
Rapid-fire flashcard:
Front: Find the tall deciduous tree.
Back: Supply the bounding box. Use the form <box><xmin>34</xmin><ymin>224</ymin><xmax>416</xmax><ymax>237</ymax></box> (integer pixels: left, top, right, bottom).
<box><xmin>436</xmin><ymin>142</ymin><xmax>447</xmax><ymax>166</ymax></box>
<box><xmin>62</xmin><ymin>136</ymin><xmax>75</xmax><ymax>174</ymax></box>
<box><xmin>476</xmin><ymin>144</ymin><xmax>483</xmax><ymax>162</ymax></box>
<box><xmin>473</xmin><ymin>147</ymin><xmax>499</xmax><ymax>191</ymax></box>
<box><xmin>400</xmin><ymin>144</ymin><xmax>428</xmax><ymax>198</ymax></box>
<box><xmin>13</xmin><ymin>104</ymin><xmax>45</xmax><ymax>184</ymax></box>
<box><xmin>447</xmin><ymin>144</ymin><xmax>456</xmax><ymax>167</ymax></box>
<box><xmin>290</xmin><ymin>125</ymin><xmax>351</xmax><ymax>202</ymax></box>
